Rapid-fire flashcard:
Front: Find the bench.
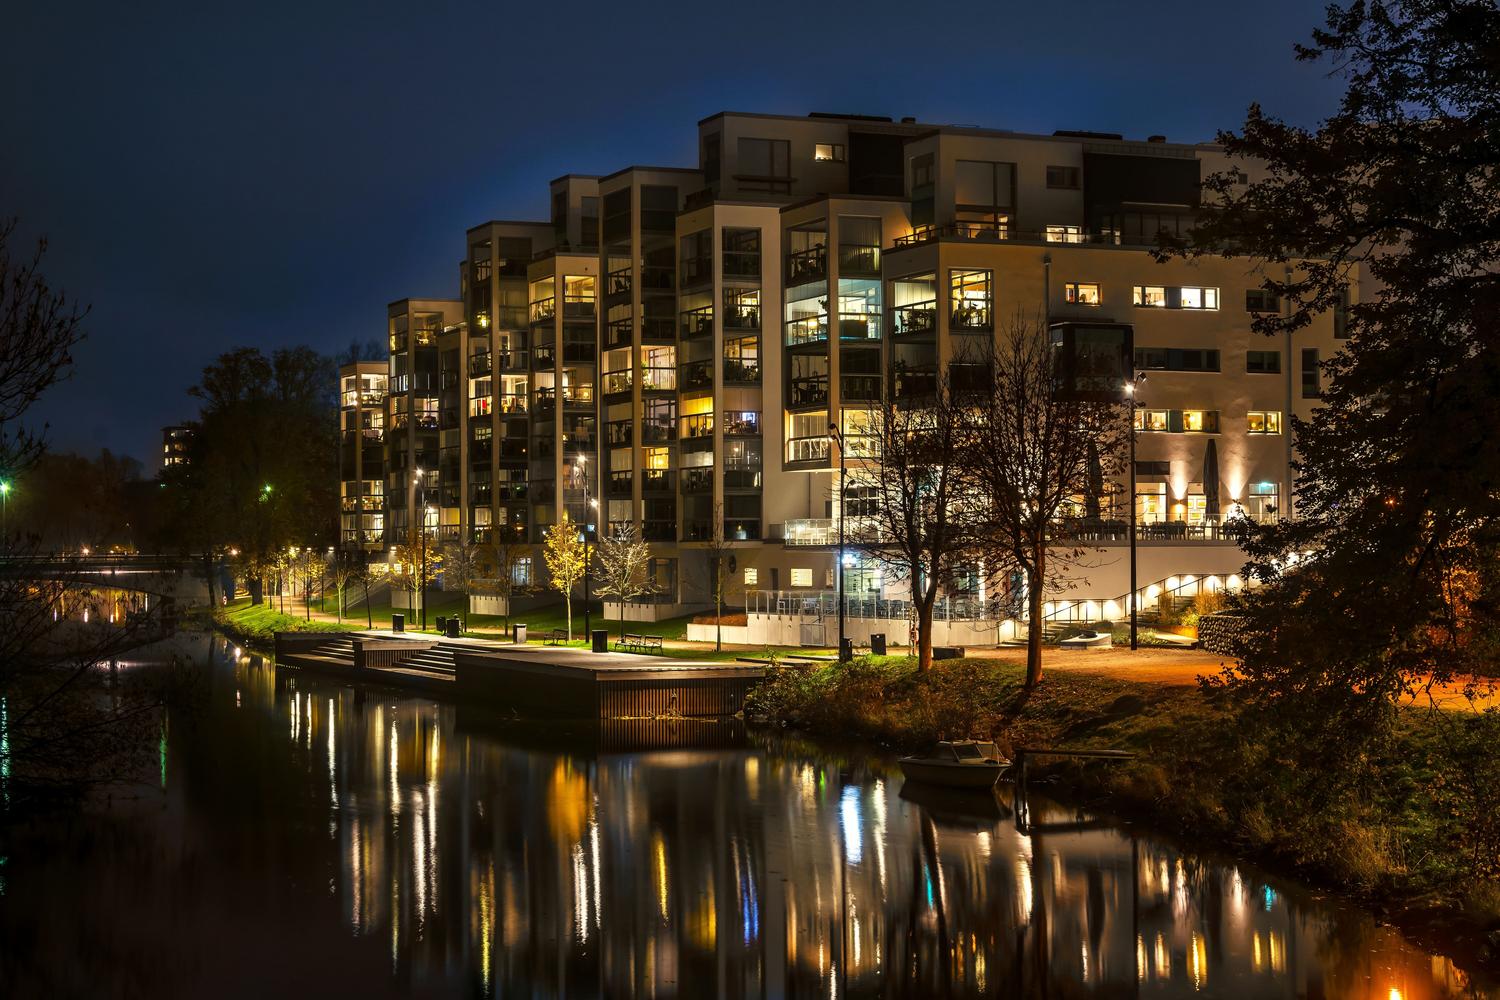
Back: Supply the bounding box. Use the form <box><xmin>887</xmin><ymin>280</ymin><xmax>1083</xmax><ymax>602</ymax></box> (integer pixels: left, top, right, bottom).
<box><xmin>543</xmin><ymin>628</ymin><xmax>569</xmax><ymax>645</ymax></box>
<box><xmin>612</xmin><ymin>632</ymin><xmax>664</xmax><ymax>654</ymax></box>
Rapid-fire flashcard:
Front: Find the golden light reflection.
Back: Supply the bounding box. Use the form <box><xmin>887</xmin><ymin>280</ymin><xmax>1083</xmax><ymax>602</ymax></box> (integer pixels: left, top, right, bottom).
<box><xmin>547</xmin><ymin>760</ymin><xmax>589</xmax><ymax>843</ymax></box>
<box><xmin>653</xmin><ymin>831</ymin><xmax>669</xmax><ymax>921</ymax></box>
<box><xmin>1189</xmin><ymin>932</ymin><xmax>1207</xmax><ymax>990</ymax></box>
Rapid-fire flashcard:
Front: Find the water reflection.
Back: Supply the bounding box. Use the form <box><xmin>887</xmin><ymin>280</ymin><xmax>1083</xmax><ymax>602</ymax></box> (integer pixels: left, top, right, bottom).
<box><xmin>0</xmin><ymin>633</ymin><xmax>1490</xmax><ymax>999</ymax></box>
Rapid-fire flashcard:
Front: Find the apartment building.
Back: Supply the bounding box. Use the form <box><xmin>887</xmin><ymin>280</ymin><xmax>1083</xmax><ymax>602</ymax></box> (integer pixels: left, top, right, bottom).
<box><xmin>160</xmin><ymin>425</ymin><xmax>195</xmax><ymax>469</ymax></box>
<box><xmin>337</xmin><ymin>361</ymin><xmax>388</xmax><ymax>552</ymax></box>
<box><xmin>349</xmin><ymin>110</ymin><xmax>1352</xmax><ymax>637</ymax></box>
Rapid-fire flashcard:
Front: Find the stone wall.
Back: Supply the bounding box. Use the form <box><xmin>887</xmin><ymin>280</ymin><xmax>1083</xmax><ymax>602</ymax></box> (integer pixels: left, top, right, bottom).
<box><xmin>1198</xmin><ymin>613</ymin><xmax>1250</xmax><ymax>656</ymax></box>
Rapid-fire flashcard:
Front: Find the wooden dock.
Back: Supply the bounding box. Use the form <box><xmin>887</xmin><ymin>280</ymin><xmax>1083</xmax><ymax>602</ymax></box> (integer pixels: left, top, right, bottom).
<box><xmin>272</xmin><ymin>631</ymin><xmax>764</xmax><ymax>719</ymax></box>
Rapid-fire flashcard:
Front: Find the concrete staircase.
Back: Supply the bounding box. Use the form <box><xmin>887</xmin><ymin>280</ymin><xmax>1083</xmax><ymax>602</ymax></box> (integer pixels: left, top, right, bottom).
<box><xmin>1001</xmin><ymin>622</ymin><xmax>1075</xmax><ymax>647</ymax></box>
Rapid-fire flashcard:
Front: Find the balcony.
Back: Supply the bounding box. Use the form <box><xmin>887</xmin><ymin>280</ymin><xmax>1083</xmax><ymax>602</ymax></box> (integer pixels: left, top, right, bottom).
<box><xmin>497</xmin><ymin>479</ymin><xmax>529</xmax><ymax>501</ymax></box>
<box><xmin>892</xmin><ymin>301</ymin><xmax>937</xmax><ymax>336</ymax></box>
<box><xmin>786</xmin><ymin>245</ymin><xmax>827</xmax><ymax>285</ymax></box>
<box><xmin>604</xmin><ymin>318</ymin><xmax>632</xmax><ymax>350</ymax></box>
<box><xmin>679</xmin><ymin>359</ymin><xmax>713</xmax><ymax>391</ymax></box>
<box><xmin>562</xmin><ymin>296</ymin><xmax>595</xmax><ymax>320</ymax></box>
<box><xmin>681</xmin><ymin>414</ymin><xmax>714</xmax><ymax>439</ymax></box>
<box><xmin>643</xmin><ymin>520</ymin><xmax>675</xmax><ymax>542</ymax></box>
<box><xmin>724</xmin><ymin>359</ymin><xmax>760</xmax><ymax>384</ymax></box>
<box><xmin>891</xmin><ymin>368</ymin><xmax>938</xmax><ymax>398</ymax></box>
<box><xmin>785</xmin><ymin>316</ymin><xmax>829</xmax><ymax>347</ymax></box>
<box><xmin>680</xmin><ymin>305</ymin><xmax>714</xmax><ymax>339</ymax></box>
<box><xmin>723</xmin><ymin>251</ymin><xmax>760</xmax><ymax>280</ymax></box>
<box><xmin>497</xmin><ymin>350</ymin><xmax>528</xmax><ymax>371</ymax></box>
<box><xmin>682</xmin><ymin>468</ymin><xmax>713</xmax><ymax>493</ymax></box>
<box><xmin>838</xmin><ymin>244</ymin><xmax>881</xmax><ymax>277</ymax></box>
<box><xmin>781</xmin><ymin>517</ymin><xmax>878</xmax><ymax>546</ymax></box>
<box><xmin>840</xmin><ymin>374</ymin><xmax>881</xmax><ymax>402</ymax></box>
<box><xmin>562</xmin><ymin>341</ymin><xmax>595</xmax><ymax>365</ymax></box>
<box><xmin>534</xmin><ymin>388</ymin><xmax>556</xmax><ymax>416</ymax></box>
<box><xmin>789</xmin><ymin>376</ymin><xmax>829</xmax><ymax>408</ymax></box>
<box><xmin>607</xmin><ymin>470</ymin><xmax>633</xmax><ymax>496</ymax></box>
<box><xmin>786</xmin><ymin>436</ymin><xmax>831</xmax><ymax>464</ymax></box>
<box><xmin>496</xmin><ymin>392</ymin><xmax>527</xmax><ymax>415</ymax></box>
<box><xmin>723</xmin><ymin>303</ymin><xmax>760</xmax><ymax>331</ymax></box>
<box><xmin>470</xmin><ymin>485</ymin><xmax>492</xmax><ymax>505</ymax></box>
<box><xmin>723</xmin><ymin>412</ymin><xmax>760</xmax><ymax>436</ymax></box>
<box><xmin>603</xmin><ymin>369</ymin><xmax>633</xmax><ymax>396</ymax></box>
<box><xmin>642</xmin><ymin>469</ymin><xmax>676</xmax><ymax>494</ymax></box>
<box><xmin>724</xmin><ymin>467</ymin><xmax>761</xmax><ymax>490</ymax></box>
<box><xmin>607</xmin><ymin>419</ymin><xmax>633</xmax><ymax>446</ymax></box>
<box><xmin>530</xmin><ymin>297</ymin><xmax>556</xmax><ymax>324</ymax></box>
<box><xmin>641</xmin><ymin>366</ymin><xmax>677</xmax><ymax>392</ymax></box>
<box><xmin>680</xmin><ymin>256</ymin><xmax>712</xmax><ymax>288</ymax></box>
<box><xmin>642</xmin><ymin>418</ymin><xmax>675</xmax><ymax>444</ymax></box>
<box><xmin>951</xmin><ymin>302</ymin><xmax>992</xmax><ymax>331</ymax></box>
<box><xmin>641</xmin><ymin>316</ymin><xmax>675</xmax><ymax>341</ymax></box>
<box><xmin>640</xmin><ymin>265</ymin><xmax>674</xmax><ymax>292</ymax></box>
<box><xmin>533</xmin><ymin>344</ymin><xmax>557</xmax><ymax>369</ymax></box>
<box><xmin>838</xmin><ymin>313</ymin><xmax>880</xmax><ymax>341</ymax></box>
<box><xmin>468</xmin><ymin>353</ymin><xmax>492</xmax><ymax>377</ymax></box>
<box><xmin>724</xmin><ymin>520</ymin><xmax>761</xmax><ymax>541</ymax></box>
<box><xmin>562</xmin><ymin>385</ymin><xmax>594</xmax><ymax>409</ymax></box>
<box><xmin>607</xmin><ymin>266</ymin><xmax>632</xmax><ymax>299</ymax></box>
<box><xmin>682</xmin><ymin>519</ymin><xmax>713</xmax><ymax>541</ymax></box>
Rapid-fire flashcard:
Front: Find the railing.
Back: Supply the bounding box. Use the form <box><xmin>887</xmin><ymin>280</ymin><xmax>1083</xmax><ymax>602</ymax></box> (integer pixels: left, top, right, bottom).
<box><xmin>723</xmin><ymin>304</ymin><xmax>760</xmax><ymax>331</ymax></box>
<box><xmin>890</xmin><ymin>224</ymin><xmax>1147</xmax><ymax>250</ymax></box>
<box><xmin>891</xmin><ymin>369</ymin><xmax>937</xmax><ymax>398</ymax></box>
<box><xmin>786</xmin><ymin>245</ymin><xmax>827</xmax><ymax>284</ymax></box>
<box><xmin>723</xmin><ymin>413</ymin><xmax>761</xmax><ymax>436</ymax></box>
<box><xmin>603</xmin><ymin>369</ymin><xmax>633</xmax><ymax>395</ymax></box>
<box><xmin>530</xmin><ymin>297</ymin><xmax>556</xmax><ymax>323</ymax></box>
<box><xmin>724</xmin><ymin>467</ymin><xmax>761</xmax><ymax>489</ymax></box>
<box><xmin>786</xmin><ymin>436</ymin><xmax>831</xmax><ymax>463</ymax></box>
<box><xmin>680</xmin><ymin>305</ymin><xmax>714</xmax><ymax>339</ymax></box>
<box><xmin>838</xmin><ymin>244</ymin><xmax>881</xmax><ymax>276</ymax></box>
<box><xmin>562</xmin><ymin>296</ymin><xmax>595</xmax><ymax>319</ymax></box>
<box><xmin>779</xmin><ymin>517</ymin><xmax>881</xmax><ymax>547</ymax></box>
<box><xmin>681</xmin><ymin>414</ymin><xmax>713</xmax><ymax>439</ymax></box>
<box><xmin>605</xmin><ymin>319</ymin><xmax>632</xmax><ymax>349</ymax></box>
<box><xmin>641</xmin><ymin>317</ymin><xmax>675</xmax><ymax>341</ymax></box>
<box><xmin>789</xmin><ymin>376</ymin><xmax>829</xmax><ymax>408</ymax></box>
<box><xmin>468</xmin><ymin>353</ymin><xmax>492</xmax><ymax>377</ymax></box>
<box><xmin>723</xmin><ymin>251</ymin><xmax>760</xmax><ymax>279</ymax></box>
<box><xmin>951</xmin><ymin>304</ymin><xmax>992</xmax><ymax>331</ymax></box>
<box><xmin>747</xmin><ymin>589</ymin><xmax>1002</xmax><ymax>623</ymax></box>
<box><xmin>562</xmin><ymin>385</ymin><xmax>594</xmax><ymax>408</ymax></box>
<box><xmin>640</xmin><ymin>265</ymin><xmax>674</xmax><ymax>291</ymax></box>
<box><xmin>642</xmin><ymin>520</ymin><xmax>675</xmax><ymax>542</ymax></box>
<box><xmin>785</xmin><ymin>315</ymin><xmax>829</xmax><ymax>346</ymax></box>
<box><xmin>496</xmin><ymin>350</ymin><xmax>528</xmax><ymax>370</ymax></box>
<box><xmin>1062</xmin><ymin>516</ymin><xmax>1254</xmax><ymax>543</ymax></box>
<box><xmin>607</xmin><ymin>470</ymin><xmax>633</xmax><ymax>495</ymax></box>
<box><xmin>607</xmin><ymin>267</ymin><xmax>632</xmax><ymax>298</ymax></box>
<box><xmin>682</xmin><ymin>519</ymin><xmax>713</xmax><ymax>541</ymax></box>
<box><xmin>838</xmin><ymin>313</ymin><xmax>880</xmax><ymax>340</ymax></box>
<box><xmin>680</xmin><ymin>256</ymin><xmax>712</xmax><ymax>287</ymax></box>
<box><xmin>498</xmin><ymin>392</ymin><xmax>527</xmax><ymax>415</ymax></box>
<box><xmin>641</xmin><ymin>469</ymin><xmax>675</xmax><ymax>493</ymax></box>
<box><xmin>641</xmin><ymin>419</ymin><xmax>675</xmax><ymax>443</ymax></box>
<box><xmin>840</xmin><ymin>374</ymin><xmax>881</xmax><ymax>401</ymax></box>
<box><xmin>682</xmin><ymin>468</ymin><xmax>713</xmax><ymax>493</ymax></box>
<box><xmin>533</xmin><ymin>345</ymin><xmax>556</xmax><ymax>368</ymax></box>
<box><xmin>680</xmin><ymin>359</ymin><xmax>713</xmax><ymax>390</ymax></box>
<box><xmin>892</xmin><ymin>302</ymin><xmax>937</xmax><ymax>335</ymax></box>
<box><xmin>606</xmin><ymin>419</ymin><xmax>632</xmax><ymax>446</ymax></box>
<box><xmin>724</xmin><ymin>359</ymin><xmax>760</xmax><ymax>384</ymax></box>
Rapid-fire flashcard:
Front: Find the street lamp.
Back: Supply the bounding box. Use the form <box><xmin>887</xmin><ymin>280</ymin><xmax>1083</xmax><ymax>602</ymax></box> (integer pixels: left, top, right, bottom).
<box><xmin>1125</xmin><ymin>373</ymin><xmax>1147</xmax><ymax>651</ymax></box>
<box><xmin>0</xmin><ymin>478</ymin><xmax>10</xmax><ymax>545</ymax></box>
<box><xmin>827</xmin><ymin>423</ymin><xmax>849</xmax><ymax>662</ymax></box>
<box><xmin>576</xmin><ymin>454</ymin><xmax>594</xmax><ymax>642</ymax></box>
<box><xmin>414</xmin><ymin>468</ymin><xmax>428</xmax><ymax>630</ymax></box>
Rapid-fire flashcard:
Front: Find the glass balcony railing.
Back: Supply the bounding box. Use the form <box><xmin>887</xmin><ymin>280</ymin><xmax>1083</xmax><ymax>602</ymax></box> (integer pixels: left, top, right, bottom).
<box><xmin>723</xmin><ymin>412</ymin><xmax>760</xmax><ymax>436</ymax></box>
<box><xmin>496</xmin><ymin>350</ymin><xmax>528</xmax><ymax>370</ymax></box>
<box><xmin>723</xmin><ymin>359</ymin><xmax>760</xmax><ymax>384</ymax></box>
<box><xmin>838</xmin><ymin>244</ymin><xmax>881</xmax><ymax>276</ymax></box>
<box><xmin>604</xmin><ymin>319</ymin><xmax>632</xmax><ymax>349</ymax></box>
<box><xmin>681</xmin><ymin>414</ymin><xmax>713</xmax><ymax>439</ymax></box>
<box><xmin>641</xmin><ymin>469</ymin><xmax>675</xmax><ymax>493</ymax></box>
<box><xmin>785</xmin><ymin>315</ymin><xmax>829</xmax><ymax>346</ymax></box>
<box><xmin>529</xmin><ymin>297</ymin><xmax>556</xmax><ymax>323</ymax></box>
<box><xmin>723</xmin><ymin>251</ymin><xmax>760</xmax><ymax>279</ymax></box>
<box><xmin>680</xmin><ymin>305</ymin><xmax>714</xmax><ymax>339</ymax></box>
<box><xmin>606</xmin><ymin>267</ymin><xmax>632</xmax><ymax>298</ymax></box>
<box><xmin>840</xmin><ymin>373</ymin><xmax>881</xmax><ymax>401</ymax></box>
<box><xmin>679</xmin><ymin>359</ymin><xmax>713</xmax><ymax>390</ymax></box>
<box><xmin>786</xmin><ymin>245</ymin><xmax>827</xmax><ymax>285</ymax></box>
<box><xmin>603</xmin><ymin>369</ymin><xmax>633</xmax><ymax>395</ymax></box>
<box><xmin>468</xmin><ymin>353</ymin><xmax>492</xmax><ymax>377</ymax></box>
<box><xmin>641</xmin><ymin>366</ymin><xmax>677</xmax><ymax>391</ymax></box>
<box><xmin>498</xmin><ymin>393</ymin><xmax>528</xmax><ymax>415</ymax></box>
<box><xmin>789</xmin><ymin>376</ymin><xmax>829</xmax><ymax>408</ymax></box>
<box><xmin>642</xmin><ymin>419</ymin><xmax>674</xmax><ymax>444</ymax></box>
<box><xmin>892</xmin><ymin>302</ymin><xmax>938</xmax><ymax>335</ymax></box>
<box><xmin>682</xmin><ymin>468</ymin><xmax>713</xmax><ymax>493</ymax></box>
<box><xmin>951</xmin><ymin>303</ymin><xmax>993</xmax><ymax>331</ymax></box>
<box><xmin>723</xmin><ymin>304</ymin><xmax>760</xmax><ymax>331</ymax></box>
<box><xmin>786</xmin><ymin>436</ymin><xmax>831</xmax><ymax>464</ymax></box>
<box><xmin>838</xmin><ymin>313</ymin><xmax>880</xmax><ymax>340</ymax></box>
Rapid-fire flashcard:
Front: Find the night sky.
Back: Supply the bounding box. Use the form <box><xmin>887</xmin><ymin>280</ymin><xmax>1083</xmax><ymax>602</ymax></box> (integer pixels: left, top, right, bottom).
<box><xmin>3</xmin><ymin>0</ymin><xmax>1342</xmax><ymax>468</ymax></box>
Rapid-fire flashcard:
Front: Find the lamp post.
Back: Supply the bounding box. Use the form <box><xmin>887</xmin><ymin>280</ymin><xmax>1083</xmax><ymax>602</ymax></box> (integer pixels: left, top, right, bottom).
<box><xmin>576</xmin><ymin>454</ymin><xmax>594</xmax><ymax>641</ymax></box>
<box><xmin>414</xmin><ymin>469</ymin><xmax>427</xmax><ymax>630</ymax></box>
<box><xmin>1125</xmin><ymin>374</ymin><xmax>1146</xmax><ymax>651</ymax></box>
<box><xmin>0</xmin><ymin>478</ymin><xmax>10</xmax><ymax>546</ymax></box>
<box><xmin>828</xmin><ymin>423</ymin><xmax>849</xmax><ymax>662</ymax></box>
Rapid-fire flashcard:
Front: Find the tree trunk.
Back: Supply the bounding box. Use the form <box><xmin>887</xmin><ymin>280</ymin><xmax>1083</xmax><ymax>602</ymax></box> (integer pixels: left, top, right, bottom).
<box><xmin>202</xmin><ymin>552</ymin><xmax>218</xmax><ymax>608</ymax></box>
<box><xmin>715</xmin><ymin>588</ymin><xmax>722</xmax><ymax>652</ymax></box>
<box><xmin>565</xmin><ymin>594</ymin><xmax>572</xmax><ymax>642</ymax></box>
<box><xmin>917</xmin><ymin>598</ymin><xmax>935</xmax><ymax>672</ymax></box>
<box><xmin>1026</xmin><ymin>547</ymin><xmax>1045</xmax><ymax>689</ymax></box>
<box><xmin>364</xmin><ymin>580</ymin><xmax>373</xmax><ymax>628</ymax></box>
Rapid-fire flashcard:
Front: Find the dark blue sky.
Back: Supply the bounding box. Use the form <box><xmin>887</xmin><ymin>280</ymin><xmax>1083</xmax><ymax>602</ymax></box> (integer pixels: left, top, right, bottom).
<box><xmin>3</xmin><ymin>0</ymin><xmax>1342</xmax><ymax>467</ymax></box>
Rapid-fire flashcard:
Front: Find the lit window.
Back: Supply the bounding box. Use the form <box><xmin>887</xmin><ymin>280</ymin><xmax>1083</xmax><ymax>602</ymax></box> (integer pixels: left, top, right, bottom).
<box><xmin>814</xmin><ymin>143</ymin><xmax>845</xmax><ymax>162</ymax></box>
<box><xmin>1133</xmin><ymin>286</ymin><xmax>1167</xmax><ymax>307</ymax></box>
<box><xmin>1247</xmin><ymin>411</ymin><xmax>1282</xmax><ymax>434</ymax></box>
<box><xmin>1181</xmin><ymin>409</ymin><xmax>1217</xmax><ymax>432</ymax></box>
<box><xmin>1045</xmin><ymin>225</ymin><xmax>1084</xmax><ymax>244</ymax></box>
<box><xmin>1179</xmin><ymin>286</ymin><xmax>1218</xmax><ymax>310</ymax></box>
<box><xmin>1064</xmin><ymin>282</ymin><xmax>1101</xmax><ymax>306</ymax></box>
<box><xmin>1134</xmin><ymin>409</ymin><xmax>1170</xmax><ymax>432</ymax></box>
<box><xmin>744</xmin><ymin>567</ymin><xmax>759</xmax><ymax>586</ymax></box>
<box><xmin>790</xmin><ymin>567</ymin><xmax>812</xmax><ymax>587</ymax></box>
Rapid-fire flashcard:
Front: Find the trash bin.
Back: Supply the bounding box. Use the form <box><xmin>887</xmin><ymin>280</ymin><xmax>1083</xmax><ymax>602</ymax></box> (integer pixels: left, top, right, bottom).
<box><xmin>870</xmin><ymin>632</ymin><xmax>886</xmax><ymax>656</ymax></box>
<box><xmin>591</xmin><ymin>629</ymin><xmax>608</xmax><ymax>653</ymax></box>
<box><xmin>512</xmin><ymin>623</ymin><xmax>527</xmax><ymax>644</ymax></box>
<box><xmin>840</xmin><ymin>637</ymin><xmax>854</xmax><ymax>661</ymax></box>
<box><xmin>392</xmin><ymin>613</ymin><xmax>405</xmax><ymax>633</ymax></box>
<box><xmin>435</xmin><ymin>616</ymin><xmax>446</xmax><ymax>633</ymax></box>
<box><xmin>446</xmin><ymin>617</ymin><xmax>462</xmax><ymax>638</ymax></box>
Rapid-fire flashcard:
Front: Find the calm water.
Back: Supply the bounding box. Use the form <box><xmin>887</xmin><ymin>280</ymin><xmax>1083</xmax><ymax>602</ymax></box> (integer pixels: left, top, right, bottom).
<box><xmin>0</xmin><ymin>632</ymin><xmax>1490</xmax><ymax>999</ymax></box>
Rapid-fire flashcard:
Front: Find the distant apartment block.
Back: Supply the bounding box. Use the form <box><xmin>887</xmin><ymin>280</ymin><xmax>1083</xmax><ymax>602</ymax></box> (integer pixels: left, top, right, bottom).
<box><xmin>161</xmin><ymin>425</ymin><xmax>195</xmax><ymax>469</ymax></box>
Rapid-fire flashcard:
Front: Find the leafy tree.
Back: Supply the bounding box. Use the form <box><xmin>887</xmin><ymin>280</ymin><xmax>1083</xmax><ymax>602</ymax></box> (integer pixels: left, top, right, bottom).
<box><xmin>486</xmin><ymin>530</ymin><xmax>533</xmax><ymax>631</ymax></box>
<box><xmin>441</xmin><ymin>539</ymin><xmax>492</xmax><ymax>614</ymax></box>
<box><xmin>326</xmin><ymin>549</ymin><xmax>361</xmax><ymax>621</ymax></box>
<box><xmin>850</xmin><ymin>370</ymin><xmax>970</xmax><ymax>672</ymax></box>
<box><xmin>543</xmin><ymin>512</ymin><xmax>587</xmax><ymax>641</ymax></box>
<box><xmin>390</xmin><ymin>529</ymin><xmax>442</xmax><ymax>623</ymax></box>
<box><xmin>958</xmin><ymin>314</ymin><xmax>1128</xmax><ymax>688</ymax></box>
<box><xmin>594</xmin><ymin>522</ymin><xmax>654</xmax><ymax>640</ymax></box>
<box><xmin>1161</xmin><ymin>0</ymin><xmax>1500</xmax><ymax>748</ymax></box>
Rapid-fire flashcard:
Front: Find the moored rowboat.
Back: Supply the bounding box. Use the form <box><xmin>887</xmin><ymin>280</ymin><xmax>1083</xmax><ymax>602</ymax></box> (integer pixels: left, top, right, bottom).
<box><xmin>898</xmin><ymin>740</ymin><xmax>1010</xmax><ymax>789</ymax></box>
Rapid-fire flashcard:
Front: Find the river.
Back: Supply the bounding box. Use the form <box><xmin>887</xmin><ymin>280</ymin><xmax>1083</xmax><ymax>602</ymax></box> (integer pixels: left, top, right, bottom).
<box><xmin>0</xmin><ymin>631</ymin><xmax>1490</xmax><ymax>998</ymax></box>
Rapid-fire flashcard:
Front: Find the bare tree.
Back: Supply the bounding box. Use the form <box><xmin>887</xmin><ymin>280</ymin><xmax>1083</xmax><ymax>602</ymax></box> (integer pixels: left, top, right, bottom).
<box><xmin>326</xmin><ymin>549</ymin><xmax>361</xmax><ymax>621</ymax></box>
<box><xmin>486</xmin><ymin>529</ymin><xmax>533</xmax><ymax>632</ymax></box>
<box><xmin>849</xmin><ymin>370</ymin><xmax>971</xmax><ymax>672</ymax></box>
<box><xmin>441</xmin><ymin>539</ymin><xmax>491</xmax><ymax>620</ymax></box>
<box><xmin>959</xmin><ymin>312</ymin><xmax>1129</xmax><ymax>688</ymax></box>
<box><xmin>594</xmin><ymin>522</ymin><xmax>655</xmax><ymax>640</ymax></box>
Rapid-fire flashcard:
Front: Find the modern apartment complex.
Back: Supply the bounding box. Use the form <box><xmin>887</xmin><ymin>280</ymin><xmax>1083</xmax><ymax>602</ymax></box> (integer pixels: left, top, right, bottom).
<box><xmin>340</xmin><ymin>110</ymin><xmax>1353</xmax><ymax>636</ymax></box>
<box><xmin>161</xmin><ymin>425</ymin><xmax>195</xmax><ymax>469</ymax></box>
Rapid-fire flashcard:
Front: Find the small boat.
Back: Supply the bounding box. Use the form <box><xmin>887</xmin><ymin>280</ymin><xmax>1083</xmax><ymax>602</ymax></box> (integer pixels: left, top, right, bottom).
<box><xmin>898</xmin><ymin>740</ymin><xmax>1010</xmax><ymax>789</ymax></box>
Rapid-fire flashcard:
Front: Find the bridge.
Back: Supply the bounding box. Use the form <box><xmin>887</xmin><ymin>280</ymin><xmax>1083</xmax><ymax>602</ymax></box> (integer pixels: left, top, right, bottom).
<box><xmin>0</xmin><ymin>552</ymin><xmax>218</xmax><ymax>605</ymax></box>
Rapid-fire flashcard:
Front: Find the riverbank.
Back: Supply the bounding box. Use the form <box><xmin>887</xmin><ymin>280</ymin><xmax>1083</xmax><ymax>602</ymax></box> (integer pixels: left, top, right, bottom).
<box><xmin>208</xmin><ymin>602</ymin><xmax>356</xmax><ymax>652</ymax></box>
<box><xmin>746</xmin><ymin>655</ymin><xmax>1500</xmax><ymax>977</ymax></box>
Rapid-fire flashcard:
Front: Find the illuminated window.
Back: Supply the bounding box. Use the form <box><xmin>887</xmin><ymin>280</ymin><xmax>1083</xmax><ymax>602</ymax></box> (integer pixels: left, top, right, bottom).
<box><xmin>1045</xmin><ymin>225</ymin><xmax>1084</xmax><ymax>244</ymax></box>
<box><xmin>1064</xmin><ymin>282</ymin><xmax>1101</xmax><ymax>306</ymax></box>
<box><xmin>949</xmin><ymin>269</ymin><xmax>992</xmax><ymax>330</ymax></box>
<box><xmin>644</xmin><ymin>447</ymin><xmax>670</xmax><ymax>470</ymax></box>
<box><xmin>1134</xmin><ymin>409</ymin><xmax>1170</xmax><ymax>431</ymax></box>
<box><xmin>744</xmin><ymin>567</ymin><xmax>759</xmax><ymax>586</ymax></box>
<box><xmin>1247</xmin><ymin>410</ymin><xmax>1282</xmax><ymax>434</ymax></box>
<box><xmin>1133</xmin><ymin>285</ymin><xmax>1167</xmax><ymax>307</ymax></box>
<box><xmin>814</xmin><ymin>143</ymin><xmax>845</xmax><ymax>162</ymax></box>
<box><xmin>1179</xmin><ymin>286</ymin><xmax>1218</xmax><ymax>310</ymax></box>
<box><xmin>790</xmin><ymin>567</ymin><xmax>812</xmax><ymax>587</ymax></box>
<box><xmin>1181</xmin><ymin>410</ymin><xmax>1217</xmax><ymax>432</ymax></box>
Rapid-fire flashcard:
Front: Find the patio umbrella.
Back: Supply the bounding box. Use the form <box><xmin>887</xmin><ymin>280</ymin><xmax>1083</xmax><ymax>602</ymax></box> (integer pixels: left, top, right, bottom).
<box><xmin>1203</xmin><ymin>439</ymin><xmax>1221</xmax><ymax>521</ymax></box>
<box><xmin>1085</xmin><ymin>440</ymin><xmax>1103</xmax><ymax>520</ymax></box>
